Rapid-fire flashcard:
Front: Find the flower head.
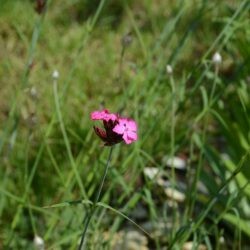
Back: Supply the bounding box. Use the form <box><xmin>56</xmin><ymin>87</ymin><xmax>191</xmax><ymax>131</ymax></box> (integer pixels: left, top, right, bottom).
<box><xmin>91</xmin><ymin>109</ymin><xmax>138</xmax><ymax>146</ymax></box>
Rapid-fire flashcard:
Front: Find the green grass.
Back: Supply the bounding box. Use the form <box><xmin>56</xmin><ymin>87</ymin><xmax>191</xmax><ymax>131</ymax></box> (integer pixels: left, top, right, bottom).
<box><xmin>0</xmin><ymin>0</ymin><xmax>250</xmax><ymax>249</ymax></box>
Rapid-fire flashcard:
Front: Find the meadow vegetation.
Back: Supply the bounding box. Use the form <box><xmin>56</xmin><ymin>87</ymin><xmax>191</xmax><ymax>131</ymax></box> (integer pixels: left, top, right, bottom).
<box><xmin>0</xmin><ymin>0</ymin><xmax>250</xmax><ymax>249</ymax></box>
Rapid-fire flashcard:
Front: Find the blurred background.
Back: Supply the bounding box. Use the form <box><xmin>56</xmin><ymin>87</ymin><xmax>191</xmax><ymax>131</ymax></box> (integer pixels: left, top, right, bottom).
<box><xmin>0</xmin><ymin>0</ymin><xmax>250</xmax><ymax>249</ymax></box>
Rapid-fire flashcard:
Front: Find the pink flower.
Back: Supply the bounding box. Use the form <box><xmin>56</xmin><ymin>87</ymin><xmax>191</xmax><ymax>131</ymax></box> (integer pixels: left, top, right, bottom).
<box><xmin>91</xmin><ymin>109</ymin><xmax>138</xmax><ymax>146</ymax></box>
<box><xmin>91</xmin><ymin>109</ymin><xmax>117</xmax><ymax>121</ymax></box>
<box><xmin>113</xmin><ymin>118</ymin><xmax>138</xmax><ymax>144</ymax></box>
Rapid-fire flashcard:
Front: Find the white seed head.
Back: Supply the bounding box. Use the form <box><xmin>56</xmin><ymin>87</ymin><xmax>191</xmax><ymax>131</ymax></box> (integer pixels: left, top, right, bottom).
<box><xmin>52</xmin><ymin>70</ymin><xmax>59</xmax><ymax>79</ymax></box>
<box><xmin>166</xmin><ymin>64</ymin><xmax>173</xmax><ymax>75</ymax></box>
<box><xmin>33</xmin><ymin>235</ymin><xmax>44</xmax><ymax>250</ymax></box>
<box><xmin>212</xmin><ymin>52</ymin><xmax>222</xmax><ymax>65</ymax></box>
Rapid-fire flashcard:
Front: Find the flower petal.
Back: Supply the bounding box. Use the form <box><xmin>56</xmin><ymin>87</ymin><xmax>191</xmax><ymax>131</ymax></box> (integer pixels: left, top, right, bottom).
<box><xmin>113</xmin><ymin>123</ymin><xmax>125</xmax><ymax>134</ymax></box>
<box><xmin>122</xmin><ymin>133</ymin><xmax>133</xmax><ymax>144</ymax></box>
<box><xmin>91</xmin><ymin>110</ymin><xmax>109</xmax><ymax>120</ymax></box>
<box><xmin>126</xmin><ymin>130</ymin><xmax>138</xmax><ymax>141</ymax></box>
<box><xmin>127</xmin><ymin>120</ymin><xmax>137</xmax><ymax>131</ymax></box>
<box><xmin>105</xmin><ymin>113</ymin><xmax>117</xmax><ymax>121</ymax></box>
<box><xmin>91</xmin><ymin>109</ymin><xmax>117</xmax><ymax>121</ymax></box>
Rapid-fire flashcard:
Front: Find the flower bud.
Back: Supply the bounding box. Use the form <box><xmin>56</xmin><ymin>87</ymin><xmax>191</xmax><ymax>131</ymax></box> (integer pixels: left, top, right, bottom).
<box><xmin>166</xmin><ymin>64</ymin><xmax>173</xmax><ymax>75</ymax></box>
<box><xmin>33</xmin><ymin>235</ymin><xmax>44</xmax><ymax>250</ymax></box>
<box><xmin>212</xmin><ymin>52</ymin><xmax>222</xmax><ymax>65</ymax></box>
<box><xmin>52</xmin><ymin>70</ymin><xmax>59</xmax><ymax>79</ymax></box>
<box><xmin>121</xmin><ymin>33</ymin><xmax>132</xmax><ymax>47</ymax></box>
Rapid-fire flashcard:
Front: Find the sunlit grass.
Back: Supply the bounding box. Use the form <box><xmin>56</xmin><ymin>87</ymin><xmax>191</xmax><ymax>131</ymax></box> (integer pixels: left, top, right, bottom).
<box><xmin>0</xmin><ymin>0</ymin><xmax>250</xmax><ymax>249</ymax></box>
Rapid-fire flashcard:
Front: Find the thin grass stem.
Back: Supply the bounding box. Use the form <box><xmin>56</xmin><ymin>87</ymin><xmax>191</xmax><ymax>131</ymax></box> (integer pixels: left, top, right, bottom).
<box><xmin>53</xmin><ymin>77</ymin><xmax>87</xmax><ymax>199</ymax></box>
<box><xmin>78</xmin><ymin>146</ymin><xmax>113</xmax><ymax>250</ymax></box>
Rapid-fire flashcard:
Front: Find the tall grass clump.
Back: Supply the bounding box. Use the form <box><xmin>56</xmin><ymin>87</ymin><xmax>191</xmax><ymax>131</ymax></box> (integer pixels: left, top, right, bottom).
<box><xmin>0</xmin><ymin>0</ymin><xmax>249</xmax><ymax>249</ymax></box>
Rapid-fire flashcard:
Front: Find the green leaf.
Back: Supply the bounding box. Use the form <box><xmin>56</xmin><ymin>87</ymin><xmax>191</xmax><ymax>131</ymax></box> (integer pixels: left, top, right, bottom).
<box><xmin>223</xmin><ymin>213</ymin><xmax>250</xmax><ymax>237</ymax></box>
<box><xmin>43</xmin><ymin>199</ymin><xmax>93</xmax><ymax>208</ymax></box>
<box><xmin>96</xmin><ymin>202</ymin><xmax>151</xmax><ymax>239</ymax></box>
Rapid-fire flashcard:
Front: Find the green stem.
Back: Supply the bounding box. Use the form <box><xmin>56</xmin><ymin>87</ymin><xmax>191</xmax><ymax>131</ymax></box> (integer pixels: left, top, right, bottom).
<box><xmin>78</xmin><ymin>147</ymin><xmax>114</xmax><ymax>250</ymax></box>
<box><xmin>53</xmin><ymin>78</ymin><xmax>87</xmax><ymax>199</ymax></box>
<box><xmin>187</xmin><ymin>63</ymin><xmax>219</xmax><ymax>218</ymax></box>
<box><xmin>169</xmin><ymin>74</ymin><xmax>177</xmax><ymax>238</ymax></box>
<box><xmin>170</xmin><ymin>74</ymin><xmax>176</xmax><ymax>187</ymax></box>
<box><xmin>209</xmin><ymin>65</ymin><xmax>219</xmax><ymax>101</ymax></box>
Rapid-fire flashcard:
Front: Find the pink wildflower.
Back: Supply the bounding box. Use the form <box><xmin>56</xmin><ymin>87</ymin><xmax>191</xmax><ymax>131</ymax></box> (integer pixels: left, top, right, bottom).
<box><xmin>113</xmin><ymin>118</ymin><xmax>138</xmax><ymax>144</ymax></box>
<box><xmin>91</xmin><ymin>109</ymin><xmax>138</xmax><ymax>146</ymax></box>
